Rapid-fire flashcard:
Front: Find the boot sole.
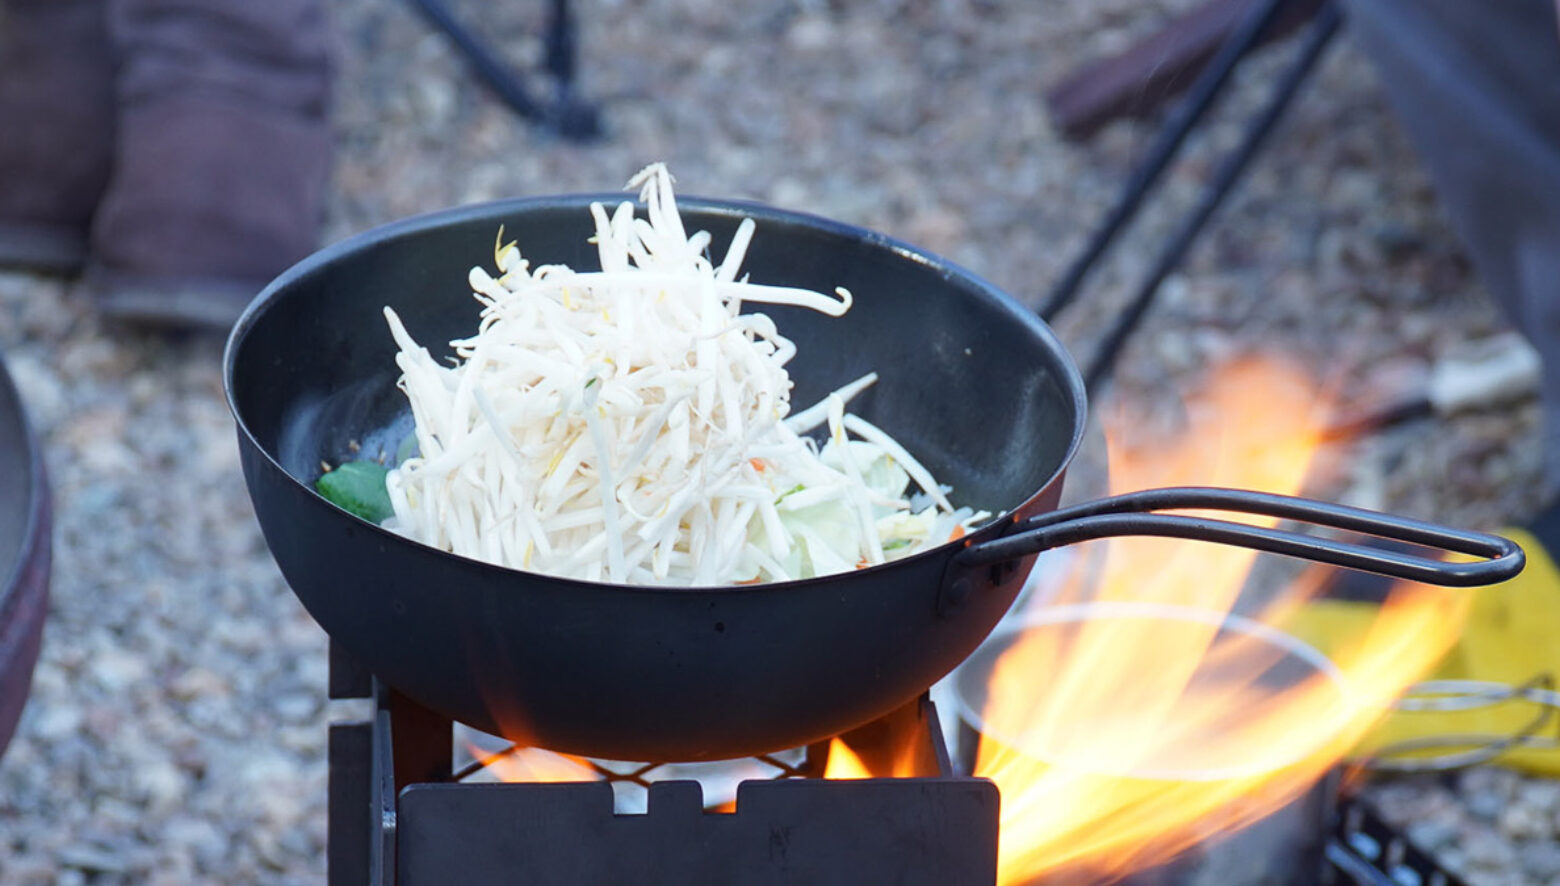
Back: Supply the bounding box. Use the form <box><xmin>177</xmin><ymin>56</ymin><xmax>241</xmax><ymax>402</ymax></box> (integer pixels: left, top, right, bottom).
<box><xmin>0</xmin><ymin>221</ymin><xmax>88</xmax><ymax>275</ymax></box>
<box><xmin>83</xmin><ymin>265</ymin><xmax>266</xmax><ymax>333</ymax></box>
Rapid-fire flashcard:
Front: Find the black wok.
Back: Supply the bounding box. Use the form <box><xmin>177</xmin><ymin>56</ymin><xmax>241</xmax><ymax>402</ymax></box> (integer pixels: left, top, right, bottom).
<box><xmin>224</xmin><ymin>195</ymin><xmax>1523</xmax><ymax>762</ymax></box>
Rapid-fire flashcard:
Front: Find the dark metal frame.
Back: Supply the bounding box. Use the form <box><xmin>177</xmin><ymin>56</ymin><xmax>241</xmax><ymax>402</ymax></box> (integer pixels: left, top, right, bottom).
<box><xmin>1324</xmin><ymin>798</ymin><xmax>1468</xmax><ymax>886</ymax></box>
<box><xmin>411</xmin><ymin>0</ymin><xmax>600</xmax><ymax>140</ymax></box>
<box><xmin>1039</xmin><ymin>0</ymin><xmax>1343</xmax><ymax>396</ymax></box>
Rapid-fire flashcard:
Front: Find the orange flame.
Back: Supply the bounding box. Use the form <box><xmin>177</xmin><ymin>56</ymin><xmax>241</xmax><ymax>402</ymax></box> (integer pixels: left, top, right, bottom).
<box><xmin>972</xmin><ymin>356</ymin><xmax>1470</xmax><ymax>884</ymax></box>
<box><xmin>467</xmin><ymin>741</ymin><xmax>599</xmax><ymax>784</ymax></box>
<box><xmin>823</xmin><ymin>739</ymin><xmax>873</xmax><ymax>780</ymax></box>
<box><xmin>822</xmin><ymin>733</ymin><xmax>930</xmax><ymax>779</ymax></box>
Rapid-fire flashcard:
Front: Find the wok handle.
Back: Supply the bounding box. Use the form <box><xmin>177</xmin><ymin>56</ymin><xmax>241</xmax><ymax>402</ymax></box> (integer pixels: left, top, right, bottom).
<box><xmin>958</xmin><ymin>487</ymin><xmax>1524</xmax><ymax>587</ymax></box>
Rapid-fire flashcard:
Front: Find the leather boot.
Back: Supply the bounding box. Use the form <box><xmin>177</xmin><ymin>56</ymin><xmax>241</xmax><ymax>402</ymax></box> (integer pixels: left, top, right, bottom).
<box><xmin>86</xmin><ymin>0</ymin><xmax>333</xmax><ymax>331</ymax></box>
<box><xmin>0</xmin><ymin>0</ymin><xmax>114</xmax><ymax>273</ymax></box>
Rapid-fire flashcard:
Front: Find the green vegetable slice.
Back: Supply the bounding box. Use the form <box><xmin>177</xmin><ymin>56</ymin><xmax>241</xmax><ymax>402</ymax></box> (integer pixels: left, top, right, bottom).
<box><xmin>774</xmin><ymin>483</ymin><xmax>806</xmax><ymax>505</ymax></box>
<box><xmin>316</xmin><ymin>460</ymin><xmax>393</xmax><ymax>523</ymax></box>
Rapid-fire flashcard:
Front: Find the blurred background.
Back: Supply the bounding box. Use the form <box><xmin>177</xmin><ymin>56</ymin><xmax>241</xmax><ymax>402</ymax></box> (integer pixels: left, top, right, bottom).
<box><xmin>0</xmin><ymin>0</ymin><xmax>1547</xmax><ymax>883</ymax></box>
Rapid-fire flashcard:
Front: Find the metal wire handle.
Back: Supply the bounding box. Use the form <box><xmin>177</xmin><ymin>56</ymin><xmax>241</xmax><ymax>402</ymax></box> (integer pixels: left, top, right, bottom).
<box><xmin>1364</xmin><ymin>676</ymin><xmax>1560</xmax><ymax>773</ymax></box>
<box><xmin>958</xmin><ymin>487</ymin><xmax>1525</xmax><ymax>587</ymax></box>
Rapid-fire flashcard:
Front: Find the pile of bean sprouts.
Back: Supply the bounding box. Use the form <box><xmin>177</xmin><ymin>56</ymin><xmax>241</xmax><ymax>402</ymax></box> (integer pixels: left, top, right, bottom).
<box><xmin>381</xmin><ymin>163</ymin><xmax>988</xmax><ymax>585</ymax></box>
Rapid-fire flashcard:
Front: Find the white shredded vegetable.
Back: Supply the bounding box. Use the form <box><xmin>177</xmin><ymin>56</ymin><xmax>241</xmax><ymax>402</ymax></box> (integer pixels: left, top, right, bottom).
<box><xmin>381</xmin><ymin>162</ymin><xmax>989</xmax><ymax>585</ymax></box>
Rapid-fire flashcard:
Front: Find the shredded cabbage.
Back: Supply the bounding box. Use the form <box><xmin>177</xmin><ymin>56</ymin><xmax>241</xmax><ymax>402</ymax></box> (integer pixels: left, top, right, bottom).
<box><xmin>381</xmin><ymin>163</ymin><xmax>989</xmax><ymax>585</ymax></box>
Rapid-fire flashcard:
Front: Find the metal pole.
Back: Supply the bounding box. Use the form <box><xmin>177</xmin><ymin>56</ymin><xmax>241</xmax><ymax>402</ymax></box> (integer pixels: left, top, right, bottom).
<box><xmin>1039</xmin><ymin>0</ymin><xmax>1294</xmax><ymax>323</ymax></box>
<box><xmin>411</xmin><ymin>0</ymin><xmax>599</xmax><ymax>139</ymax></box>
<box><xmin>1081</xmin><ymin>3</ymin><xmax>1342</xmax><ymax>396</ymax></box>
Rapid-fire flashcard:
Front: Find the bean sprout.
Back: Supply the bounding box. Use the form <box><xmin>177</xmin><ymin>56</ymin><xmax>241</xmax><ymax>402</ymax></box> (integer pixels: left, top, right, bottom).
<box><xmin>382</xmin><ymin>163</ymin><xmax>988</xmax><ymax>585</ymax></box>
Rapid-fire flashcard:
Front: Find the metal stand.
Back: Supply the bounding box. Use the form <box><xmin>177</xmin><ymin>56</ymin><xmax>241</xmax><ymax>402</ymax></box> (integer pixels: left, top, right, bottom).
<box><xmin>1038</xmin><ymin>0</ymin><xmax>1342</xmax><ymax>397</ymax></box>
<box><xmin>411</xmin><ymin>0</ymin><xmax>601</xmax><ymax>140</ymax></box>
<box><xmin>327</xmin><ymin>642</ymin><xmax>998</xmax><ymax>885</ymax></box>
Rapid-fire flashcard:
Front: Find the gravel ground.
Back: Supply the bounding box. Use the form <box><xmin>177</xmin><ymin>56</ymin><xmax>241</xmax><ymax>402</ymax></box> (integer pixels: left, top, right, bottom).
<box><xmin>0</xmin><ymin>0</ymin><xmax>1548</xmax><ymax>883</ymax></box>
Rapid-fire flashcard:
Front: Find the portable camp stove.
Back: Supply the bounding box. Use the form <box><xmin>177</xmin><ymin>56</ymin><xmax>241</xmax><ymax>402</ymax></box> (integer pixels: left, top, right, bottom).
<box><xmin>326</xmin><ymin>640</ymin><xmax>1471</xmax><ymax>886</ymax></box>
<box><xmin>326</xmin><ymin>642</ymin><xmax>999</xmax><ymax>885</ymax></box>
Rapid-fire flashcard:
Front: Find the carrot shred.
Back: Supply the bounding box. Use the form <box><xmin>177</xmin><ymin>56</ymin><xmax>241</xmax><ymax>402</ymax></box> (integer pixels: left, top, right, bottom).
<box><xmin>948</xmin><ymin>525</ymin><xmax>966</xmax><ymax>542</ymax></box>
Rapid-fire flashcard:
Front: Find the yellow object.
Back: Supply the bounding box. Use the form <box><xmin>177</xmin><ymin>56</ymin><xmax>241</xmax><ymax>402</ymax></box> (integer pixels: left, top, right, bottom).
<box><xmin>1285</xmin><ymin>528</ymin><xmax>1560</xmax><ymax>774</ymax></box>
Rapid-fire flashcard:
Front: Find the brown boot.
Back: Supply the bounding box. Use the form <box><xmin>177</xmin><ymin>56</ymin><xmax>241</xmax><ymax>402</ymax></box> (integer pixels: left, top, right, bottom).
<box><xmin>86</xmin><ymin>0</ymin><xmax>333</xmax><ymax>331</ymax></box>
<box><xmin>0</xmin><ymin>0</ymin><xmax>114</xmax><ymax>274</ymax></box>
<box><xmin>86</xmin><ymin>95</ymin><xmax>332</xmax><ymax>330</ymax></box>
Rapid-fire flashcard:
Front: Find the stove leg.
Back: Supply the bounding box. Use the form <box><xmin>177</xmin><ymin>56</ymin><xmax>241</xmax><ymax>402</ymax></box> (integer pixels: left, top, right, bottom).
<box><xmin>328</xmin><ymin>721</ymin><xmax>373</xmax><ymax>886</ymax></box>
<box><xmin>387</xmin><ymin>688</ymin><xmax>453</xmax><ymax>789</ymax></box>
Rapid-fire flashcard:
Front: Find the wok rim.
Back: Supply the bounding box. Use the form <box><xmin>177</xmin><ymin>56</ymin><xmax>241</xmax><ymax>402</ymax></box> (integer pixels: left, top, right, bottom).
<box><xmin>0</xmin><ymin>351</ymin><xmax>47</xmax><ymax>610</ymax></box>
<box><xmin>223</xmin><ymin>192</ymin><xmax>1089</xmax><ymax>595</ymax></box>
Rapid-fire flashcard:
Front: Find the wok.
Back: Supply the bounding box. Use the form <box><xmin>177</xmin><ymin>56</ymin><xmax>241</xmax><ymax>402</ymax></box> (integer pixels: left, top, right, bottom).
<box><xmin>0</xmin><ymin>350</ymin><xmax>50</xmax><ymax>757</ymax></box>
<box><xmin>224</xmin><ymin>195</ymin><xmax>1523</xmax><ymax>762</ymax></box>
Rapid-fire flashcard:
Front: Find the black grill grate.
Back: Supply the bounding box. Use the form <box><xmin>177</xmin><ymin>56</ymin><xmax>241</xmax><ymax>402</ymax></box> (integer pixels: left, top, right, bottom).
<box><xmin>1324</xmin><ymin>799</ymin><xmax>1468</xmax><ymax>886</ymax></box>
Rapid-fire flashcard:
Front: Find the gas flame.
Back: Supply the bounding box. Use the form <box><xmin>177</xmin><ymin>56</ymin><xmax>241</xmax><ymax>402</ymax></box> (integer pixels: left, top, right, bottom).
<box><xmin>823</xmin><ymin>739</ymin><xmax>873</xmax><ymax>779</ymax></box>
<box><xmin>972</xmin><ymin>356</ymin><xmax>1470</xmax><ymax>884</ymax></box>
<box><xmin>467</xmin><ymin>742</ymin><xmax>598</xmax><ymax>784</ymax></box>
<box><xmin>821</xmin><ymin>733</ymin><xmax>926</xmax><ymax>780</ymax></box>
